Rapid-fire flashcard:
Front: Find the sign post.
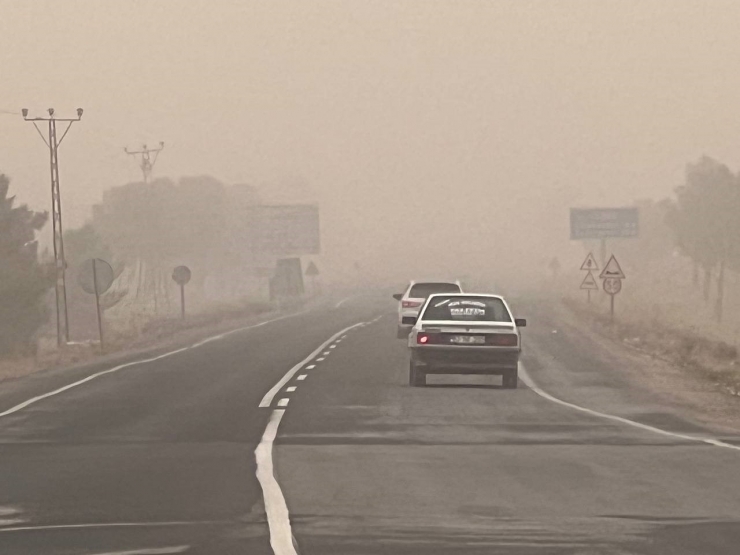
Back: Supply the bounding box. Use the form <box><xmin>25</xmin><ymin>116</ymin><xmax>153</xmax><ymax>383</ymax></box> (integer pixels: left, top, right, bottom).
<box><xmin>305</xmin><ymin>261</ymin><xmax>319</xmax><ymax>296</ymax></box>
<box><xmin>172</xmin><ymin>266</ymin><xmax>192</xmax><ymax>320</ymax></box>
<box><xmin>78</xmin><ymin>258</ymin><xmax>115</xmax><ymax>352</ymax></box>
<box><xmin>579</xmin><ymin>252</ymin><xmax>599</xmax><ymax>303</ymax></box>
<box><xmin>580</xmin><ymin>271</ymin><xmax>599</xmax><ymax>303</ymax></box>
<box><xmin>600</xmin><ymin>255</ymin><xmax>625</xmax><ymax>321</ymax></box>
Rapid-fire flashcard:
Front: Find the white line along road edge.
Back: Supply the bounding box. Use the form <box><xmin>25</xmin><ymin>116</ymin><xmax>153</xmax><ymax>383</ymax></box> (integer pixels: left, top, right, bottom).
<box><xmin>256</xmin><ymin>409</ymin><xmax>297</xmax><ymax>555</ymax></box>
<box><xmin>0</xmin><ymin>311</ymin><xmax>304</xmax><ymax>420</ymax></box>
<box><xmin>258</xmin><ymin>321</ymin><xmax>365</xmax><ymax>408</ymax></box>
<box><xmin>519</xmin><ymin>363</ymin><xmax>740</xmax><ymax>452</ymax></box>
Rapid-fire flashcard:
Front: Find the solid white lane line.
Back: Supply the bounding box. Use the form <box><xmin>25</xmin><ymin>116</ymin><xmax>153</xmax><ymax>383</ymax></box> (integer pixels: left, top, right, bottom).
<box><xmin>255</xmin><ymin>409</ymin><xmax>297</xmax><ymax>555</ymax></box>
<box><xmin>0</xmin><ymin>521</ymin><xmax>219</xmax><ymax>533</ymax></box>
<box><xmin>297</xmin><ymin>375</ymin><xmax>307</xmax><ymax>381</ymax></box>
<box><xmin>334</xmin><ymin>296</ymin><xmax>352</xmax><ymax>309</ymax></box>
<box><xmin>519</xmin><ymin>364</ymin><xmax>740</xmax><ymax>451</ymax></box>
<box><xmin>277</xmin><ymin>398</ymin><xmax>289</xmax><ymax>407</ymax></box>
<box><xmin>191</xmin><ymin>311</ymin><xmax>306</xmax><ymax>348</ymax></box>
<box><xmin>0</xmin><ymin>311</ymin><xmax>307</xmax><ymax>420</ymax></box>
<box><xmin>258</xmin><ymin>321</ymin><xmax>365</xmax><ymax>408</ymax></box>
<box><xmin>86</xmin><ymin>547</ymin><xmax>189</xmax><ymax>555</ymax></box>
<box><xmin>286</xmin><ymin>387</ymin><xmax>297</xmax><ymax>392</ymax></box>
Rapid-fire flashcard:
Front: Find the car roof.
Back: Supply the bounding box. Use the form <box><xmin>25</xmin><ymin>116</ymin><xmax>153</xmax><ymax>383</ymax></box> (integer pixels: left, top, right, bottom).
<box><xmin>426</xmin><ymin>292</ymin><xmax>504</xmax><ymax>301</ymax></box>
<box><xmin>408</xmin><ymin>279</ymin><xmax>462</xmax><ymax>285</ymax></box>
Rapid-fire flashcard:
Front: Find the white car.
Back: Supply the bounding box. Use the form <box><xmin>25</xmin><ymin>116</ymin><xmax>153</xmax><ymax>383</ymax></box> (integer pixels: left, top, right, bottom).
<box><xmin>407</xmin><ymin>293</ymin><xmax>526</xmax><ymax>388</ymax></box>
<box><xmin>393</xmin><ymin>280</ymin><xmax>462</xmax><ymax>338</ymax></box>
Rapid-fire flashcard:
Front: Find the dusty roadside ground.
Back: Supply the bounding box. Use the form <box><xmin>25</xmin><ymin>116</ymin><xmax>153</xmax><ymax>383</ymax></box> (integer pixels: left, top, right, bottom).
<box><xmin>0</xmin><ymin>297</ymin><xmax>315</xmax><ymax>384</ymax></box>
<box><xmin>551</xmin><ymin>295</ymin><xmax>740</xmax><ymax>434</ymax></box>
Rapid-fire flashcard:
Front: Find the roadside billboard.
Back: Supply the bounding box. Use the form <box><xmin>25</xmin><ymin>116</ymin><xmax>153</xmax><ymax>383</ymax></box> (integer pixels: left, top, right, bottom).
<box><xmin>249</xmin><ymin>204</ymin><xmax>320</xmax><ymax>256</ymax></box>
<box><xmin>570</xmin><ymin>207</ymin><xmax>639</xmax><ymax>240</ymax></box>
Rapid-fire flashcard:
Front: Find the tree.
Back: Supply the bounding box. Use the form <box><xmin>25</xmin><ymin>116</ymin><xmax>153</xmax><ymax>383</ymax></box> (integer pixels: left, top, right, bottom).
<box><xmin>668</xmin><ymin>157</ymin><xmax>740</xmax><ymax>322</ymax></box>
<box><xmin>0</xmin><ymin>174</ymin><xmax>53</xmax><ymax>355</ymax></box>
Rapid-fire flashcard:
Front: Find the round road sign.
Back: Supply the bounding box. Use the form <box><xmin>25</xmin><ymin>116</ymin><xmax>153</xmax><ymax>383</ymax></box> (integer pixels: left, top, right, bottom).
<box><xmin>172</xmin><ymin>265</ymin><xmax>192</xmax><ymax>285</ymax></box>
<box><xmin>603</xmin><ymin>277</ymin><xmax>622</xmax><ymax>295</ymax></box>
<box><xmin>78</xmin><ymin>258</ymin><xmax>114</xmax><ymax>295</ymax></box>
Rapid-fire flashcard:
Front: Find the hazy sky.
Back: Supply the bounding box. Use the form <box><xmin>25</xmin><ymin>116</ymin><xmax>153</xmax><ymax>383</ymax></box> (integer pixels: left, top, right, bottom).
<box><xmin>3</xmin><ymin>1</ymin><xmax>740</xmax><ymax>280</ymax></box>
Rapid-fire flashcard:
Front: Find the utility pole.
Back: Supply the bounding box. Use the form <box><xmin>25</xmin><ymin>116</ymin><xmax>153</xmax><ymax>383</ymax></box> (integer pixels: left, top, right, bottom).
<box><xmin>22</xmin><ymin>107</ymin><xmax>83</xmax><ymax>346</ymax></box>
<box><xmin>124</xmin><ymin>142</ymin><xmax>164</xmax><ymax>183</ymax></box>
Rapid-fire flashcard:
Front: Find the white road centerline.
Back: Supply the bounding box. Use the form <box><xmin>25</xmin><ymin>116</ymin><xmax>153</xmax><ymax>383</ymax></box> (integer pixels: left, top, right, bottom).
<box><xmin>297</xmin><ymin>375</ymin><xmax>307</xmax><ymax>381</ymax></box>
<box><xmin>255</xmin><ymin>409</ymin><xmax>297</xmax><ymax>555</ymax></box>
<box><xmin>258</xmin><ymin>321</ymin><xmax>364</xmax><ymax>408</ymax></box>
<box><xmin>519</xmin><ymin>364</ymin><xmax>740</xmax><ymax>451</ymax></box>
<box><xmin>0</xmin><ymin>311</ymin><xmax>307</xmax><ymax>420</ymax></box>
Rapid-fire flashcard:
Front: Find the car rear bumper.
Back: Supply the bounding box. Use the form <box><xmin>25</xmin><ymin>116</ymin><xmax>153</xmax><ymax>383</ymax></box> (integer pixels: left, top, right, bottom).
<box><xmin>410</xmin><ymin>347</ymin><xmax>519</xmax><ymax>374</ymax></box>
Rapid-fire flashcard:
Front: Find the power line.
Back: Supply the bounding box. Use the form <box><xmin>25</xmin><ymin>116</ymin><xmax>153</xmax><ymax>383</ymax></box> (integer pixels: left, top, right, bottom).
<box><xmin>22</xmin><ymin>107</ymin><xmax>83</xmax><ymax>346</ymax></box>
<box><xmin>124</xmin><ymin>142</ymin><xmax>164</xmax><ymax>184</ymax></box>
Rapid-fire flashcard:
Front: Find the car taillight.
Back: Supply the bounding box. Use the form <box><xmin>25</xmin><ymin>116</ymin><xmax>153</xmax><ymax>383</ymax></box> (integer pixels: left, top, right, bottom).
<box><xmin>417</xmin><ymin>333</ymin><xmax>440</xmax><ymax>345</ymax></box>
<box><xmin>402</xmin><ymin>300</ymin><xmax>422</xmax><ymax>308</ymax></box>
<box><xmin>488</xmin><ymin>334</ymin><xmax>518</xmax><ymax>347</ymax></box>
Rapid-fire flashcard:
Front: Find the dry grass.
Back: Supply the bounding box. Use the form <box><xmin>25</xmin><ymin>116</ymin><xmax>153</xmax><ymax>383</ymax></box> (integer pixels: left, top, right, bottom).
<box><xmin>563</xmin><ymin>296</ymin><xmax>740</xmax><ymax>396</ymax></box>
<box><xmin>0</xmin><ymin>297</ymin><xmax>307</xmax><ymax>383</ymax></box>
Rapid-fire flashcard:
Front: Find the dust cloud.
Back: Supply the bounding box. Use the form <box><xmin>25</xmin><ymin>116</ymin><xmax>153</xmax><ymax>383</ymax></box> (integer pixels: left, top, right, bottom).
<box><xmin>2</xmin><ymin>1</ymin><xmax>740</xmax><ymax>290</ymax></box>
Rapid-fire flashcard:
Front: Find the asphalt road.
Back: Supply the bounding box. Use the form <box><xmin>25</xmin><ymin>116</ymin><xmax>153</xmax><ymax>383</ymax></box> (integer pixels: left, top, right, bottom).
<box><xmin>1</xmin><ymin>293</ymin><xmax>740</xmax><ymax>554</ymax></box>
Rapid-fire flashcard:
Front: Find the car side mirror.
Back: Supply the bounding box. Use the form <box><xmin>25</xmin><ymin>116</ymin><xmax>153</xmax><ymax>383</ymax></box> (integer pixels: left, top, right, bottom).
<box><xmin>515</xmin><ymin>318</ymin><xmax>527</xmax><ymax>327</ymax></box>
<box><xmin>392</xmin><ymin>293</ymin><xmax>403</xmax><ymax>301</ymax></box>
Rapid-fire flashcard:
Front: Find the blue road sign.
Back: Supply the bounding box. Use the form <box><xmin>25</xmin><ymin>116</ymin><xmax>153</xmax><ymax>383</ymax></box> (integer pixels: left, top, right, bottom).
<box><xmin>570</xmin><ymin>207</ymin><xmax>639</xmax><ymax>240</ymax></box>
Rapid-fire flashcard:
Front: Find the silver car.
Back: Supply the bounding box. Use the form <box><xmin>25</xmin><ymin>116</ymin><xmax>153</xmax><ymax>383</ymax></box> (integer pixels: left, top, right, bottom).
<box><xmin>393</xmin><ymin>280</ymin><xmax>462</xmax><ymax>339</ymax></box>
<box><xmin>407</xmin><ymin>293</ymin><xmax>526</xmax><ymax>388</ymax></box>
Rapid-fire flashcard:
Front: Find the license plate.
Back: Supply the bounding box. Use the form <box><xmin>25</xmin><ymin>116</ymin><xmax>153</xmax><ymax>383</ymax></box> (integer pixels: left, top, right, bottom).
<box><xmin>450</xmin><ymin>335</ymin><xmax>485</xmax><ymax>345</ymax></box>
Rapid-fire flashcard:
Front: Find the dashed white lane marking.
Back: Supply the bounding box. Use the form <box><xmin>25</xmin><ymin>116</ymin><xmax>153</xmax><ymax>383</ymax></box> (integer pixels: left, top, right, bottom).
<box><xmin>255</xmin><ymin>409</ymin><xmax>297</xmax><ymax>555</ymax></box>
<box><xmin>286</xmin><ymin>387</ymin><xmax>297</xmax><ymax>393</ymax></box>
<box><xmin>519</xmin><ymin>364</ymin><xmax>740</xmax><ymax>452</ymax></box>
<box><xmin>86</xmin><ymin>547</ymin><xmax>189</xmax><ymax>555</ymax></box>
<box><xmin>329</xmin><ymin>345</ymin><xmax>336</xmax><ymax>349</ymax></box>
<box><xmin>315</xmin><ymin>357</ymin><xmax>325</xmax><ymax>362</ymax></box>
<box><xmin>322</xmin><ymin>351</ymin><xmax>331</xmax><ymax>356</ymax></box>
<box><xmin>0</xmin><ymin>311</ymin><xmax>306</xmax><ymax>419</ymax></box>
<box><xmin>297</xmin><ymin>375</ymin><xmax>307</xmax><ymax>381</ymax></box>
<box><xmin>305</xmin><ymin>365</ymin><xmax>315</xmax><ymax>370</ymax></box>
<box><xmin>277</xmin><ymin>398</ymin><xmax>289</xmax><ymax>407</ymax></box>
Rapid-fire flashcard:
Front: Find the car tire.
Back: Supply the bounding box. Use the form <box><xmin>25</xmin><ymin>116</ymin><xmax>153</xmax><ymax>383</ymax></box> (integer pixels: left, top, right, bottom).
<box><xmin>409</xmin><ymin>362</ymin><xmax>425</xmax><ymax>387</ymax></box>
<box><xmin>503</xmin><ymin>370</ymin><xmax>518</xmax><ymax>389</ymax></box>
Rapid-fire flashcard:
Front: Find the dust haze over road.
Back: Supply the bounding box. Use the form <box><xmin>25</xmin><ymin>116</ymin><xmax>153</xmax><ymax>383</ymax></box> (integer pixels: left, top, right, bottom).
<box><xmin>4</xmin><ymin>1</ymin><xmax>740</xmax><ymax>284</ymax></box>
<box><xmin>4</xmin><ymin>2</ymin><xmax>740</xmax><ymax>554</ymax></box>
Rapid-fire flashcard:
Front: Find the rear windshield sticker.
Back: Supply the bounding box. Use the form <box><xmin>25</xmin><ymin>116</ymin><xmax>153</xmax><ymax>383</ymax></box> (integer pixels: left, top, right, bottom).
<box><xmin>450</xmin><ymin>307</ymin><xmax>486</xmax><ymax>317</ymax></box>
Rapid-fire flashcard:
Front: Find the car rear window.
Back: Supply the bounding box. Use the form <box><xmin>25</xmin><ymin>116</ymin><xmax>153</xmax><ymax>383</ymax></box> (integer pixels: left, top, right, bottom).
<box><xmin>408</xmin><ymin>282</ymin><xmax>461</xmax><ymax>298</ymax></box>
<box><xmin>421</xmin><ymin>296</ymin><xmax>512</xmax><ymax>322</ymax></box>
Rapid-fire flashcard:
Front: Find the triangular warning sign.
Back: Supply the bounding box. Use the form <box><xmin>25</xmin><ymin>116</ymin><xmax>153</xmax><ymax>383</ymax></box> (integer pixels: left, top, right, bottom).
<box><xmin>305</xmin><ymin>261</ymin><xmax>319</xmax><ymax>276</ymax></box>
<box><xmin>580</xmin><ymin>271</ymin><xmax>599</xmax><ymax>290</ymax></box>
<box><xmin>580</xmin><ymin>252</ymin><xmax>599</xmax><ymax>271</ymax></box>
<box><xmin>599</xmin><ymin>255</ymin><xmax>625</xmax><ymax>279</ymax></box>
